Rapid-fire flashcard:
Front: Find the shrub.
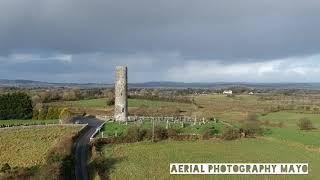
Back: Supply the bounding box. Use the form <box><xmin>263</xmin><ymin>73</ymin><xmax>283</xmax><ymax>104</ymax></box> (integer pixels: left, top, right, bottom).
<box><xmin>202</xmin><ymin>126</ymin><xmax>219</xmax><ymax>140</ymax></box>
<box><xmin>261</xmin><ymin>111</ymin><xmax>269</xmax><ymax>116</ymax></box>
<box><xmin>1</xmin><ymin>163</ymin><xmax>11</xmax><ymax>173</ymax></box>
<box><xmin>264</xmin><ymin>120</ymin><xmax>271</xmax><ymax>126</ymax></box>
<box><xmin>122</xmin><ymin>126</ymin><xmax>169</xmax><ymax>142</ymax></box>
<box><xmin>46</xmin><ymin>107</ymin><xmax>55</xmax><ymax>120</ymax></box>
<box><xmin>242</xmin><ymin>113</ymin><xmax>264</xmax><ymax>137</ymax></box>
<box><xmin>106</xmin><ymin>97</ymin><xmax>115</xmax><ymax>106</ymax></box>
<box><xmin>123</xmin><ymin>126</ymin><xmax>146</xmax><ymax>143</ymax></box>
<box><xmin>211</xmin><ymin>126</ymin><xmax>219</xmax><ymax>134</ymax></box>
<box><xmin>202</xmin><ymin>130</ymin><xmax>212</xmax><ymax>140</ymax></box>
<box><xmin>88</xmin><ymin>156</ymin><xmax>118</xmax><ymax>180</ymax></box>
<box><xmin>59</xmin><ymin>108</ymin><xmax>72</xmax><ymax>124</ymax></box>
<box><xmin>138</xmin><ymin>129</ymin><xmax>148</xmax><ymax>140</ymax></box>
<box><xmin>171</xmin><ymin>134</ymin><xmax>201</xmax><ymax>141</ymax></box>
<box><xmin>0</xmin><ymin>166</ymin><xmax>37</xmax><ymax>179</ymax></box>
<box><xmin>167</xmin><ymin>128</ymin><xmax>178</xmax><ymax>138</ymax></box>
<box><xmin>38</xmin><ymin>107</ymin><xmax>48</xmax><ymax>120</ymax></box>
<box><xmin>153</xmin><ymin>126</ymin><xmax>168</xmax><ymax>141</ymax></box>
<box><xmin>45</xmin><ymin>135</ymin><xmax>75</xmax><ymax>179</ymax></box>
<box><xmin>92</xmin><ymin>137</ymin><xmax>116</xmax><ymax>152</ymax></box>
<box><xmin>32</xmin><ymin>109</ymin><xmax>39</xmax><ymax>120</ymax></box>
<box><xmin>221</xmin><ymin>127</ymin><xmax>240</xmax><ymax>140</ymax></box>
<box><xmin>277</xmin><ymin>122</ymin><xmax>284</xmax><ymax>128</ymax></box>
<box><xmin>297</xmin><ymin>118</ymin><xmax>315</xmax><ymax>130</ymax></box>
<box><xmin>45</xmin><ymin>107</ymin><xmax>61</xmax><ymax>120</ymax></box>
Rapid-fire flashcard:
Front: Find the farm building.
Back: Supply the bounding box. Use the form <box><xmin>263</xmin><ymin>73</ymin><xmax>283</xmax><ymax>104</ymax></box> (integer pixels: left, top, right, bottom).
<box><xmin>223</xmin><ymin>90</ymin><xmax>233</xmax><ymax>95</ymax></box>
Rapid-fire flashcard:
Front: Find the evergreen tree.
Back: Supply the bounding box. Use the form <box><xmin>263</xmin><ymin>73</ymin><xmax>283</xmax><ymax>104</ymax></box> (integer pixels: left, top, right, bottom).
<box><xmin>0</xmin><ymin>92</ymin><xmax>33</xmax><ymax>120</ymax></box>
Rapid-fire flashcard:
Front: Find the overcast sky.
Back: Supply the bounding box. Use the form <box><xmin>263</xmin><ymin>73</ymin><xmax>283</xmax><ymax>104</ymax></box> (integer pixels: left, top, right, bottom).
<box><xmin>1</xmin><ymin>0</ymin><xmax>320</xmax><ymax>83</ymax></box>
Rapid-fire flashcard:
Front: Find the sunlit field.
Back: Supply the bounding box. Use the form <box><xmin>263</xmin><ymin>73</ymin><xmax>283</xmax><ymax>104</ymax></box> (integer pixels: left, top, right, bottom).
<box><xmin>91</xmin><ymin>94</ymin><xmax>320</xmax><ymax>180</ymax></box>
<box><xmin>0</xmin><ymin>126</ymin><xmax>81</xmax><ymax>168</ymax></box>
<box><xmin>61</xmin><ymin>98</ymin><xmax>190</xmax><ymax>108</ymax></box>
<box><xmin>0</xmin><ymin>119</ymin><xmax>59</xmax><ymax>127</ymax></box>
<box><xmin>102</xmin><ymin>139</ymin><xmax>320</xmax><ymax>180</ymax></box>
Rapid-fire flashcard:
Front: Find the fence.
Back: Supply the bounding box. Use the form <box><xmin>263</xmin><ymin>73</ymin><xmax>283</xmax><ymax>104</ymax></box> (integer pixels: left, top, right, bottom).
<box><xmin>96</xmin><ymin>115</ymin><xmax>218</xmax><ymax>126</ymax></box>
<box><xmin>89</xmin><ymin>121</ymin><xmax>106</xmax><ymax>141</ymax></box>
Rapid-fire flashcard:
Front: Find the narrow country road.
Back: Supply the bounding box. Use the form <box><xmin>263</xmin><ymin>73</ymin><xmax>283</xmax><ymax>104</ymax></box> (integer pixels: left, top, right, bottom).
<box><xmin>75</xmin><ymin>117</ymin><xmax>105</xmax><ymax>180</ymax></box>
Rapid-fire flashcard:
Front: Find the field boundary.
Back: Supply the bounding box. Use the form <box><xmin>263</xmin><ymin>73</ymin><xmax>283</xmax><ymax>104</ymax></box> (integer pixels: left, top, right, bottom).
<box><xmin>96</xmin><ymin>115</ymin><xmax>211</xmax><ymax>124</ymax></box>
<box><xmin>260</xmin><ymin>136</ymin><xmax>320</xmax><ymax>153</ymax></box>
<box><xmin>0</xmin><ymin>123</ymin><xmax>86</xmax><ymax>130</ymax></box>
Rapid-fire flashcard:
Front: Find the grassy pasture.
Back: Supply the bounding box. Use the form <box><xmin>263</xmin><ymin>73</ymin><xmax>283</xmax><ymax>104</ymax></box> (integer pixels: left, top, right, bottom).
<box><xmin>62</xmin><ymin>98</ymin><xmax>189</xmax><ymax>108</ymax></box>
<box><xmin>55</xmin><ymin>94</ymin><xmax>320</xmax><ymax>121</ymax></box>
<box><xmin>63</xmin><ymin>98</ymin><xmax>108</xmax><ymax>108</ymax></box>
<box><xmin>96</xmin><ymin>110</ymin><xmax>320</xmax><ymax>179</ymax></box>
<box><xmin>101</xmin><ymin>139</ymin><xmax>320</xmax><ymax>180</ymax></box>
<box><xmin>0</xmin><ymin>126</ymin><xmax>81</xmax><ymax>168</ymax></box>
<box><xmin>258</xmin><ymin>111</ymin><xmax>320</xmax><ymax>147</ymax></box>
<box><xmin>259</xmin><ymin>112</ymin><xmax>320</xmax><ymax>129</ymax></box>
<box><xmin>267</xmin><ymin>128</ymin><xmax>320</xmax><ymax>147</ymax></box>
<box><xmin>58</xmin><ymin>95</ymin><xmax>268</xmax><ymax>119</ymax></box>
<box><xmin>0</xmin><ymin>119</ymin><xmax>59</xmax><ymax>127</ymax></box>
<box><xmin>194</xmin><ymin>95</ymin><xmax>269</xmax><ymax>112</ymax></box>
<box><xmin>56</xmin><ymin>97</ymin><xmax>194</xmax><ymax>116</ymax></box>
<box><xmin>194</xmin><ymin>94</ymin><xmax>320</xmax><ymax>123</ymax></box>
<box><xmin>56</xmin><ymin>98</ymin><xmax>193</xmax><ymax>116</ymax></box>
<box><xmin>60</xmin><ymin>94</ymin><xmax>320</xmax><ymax>179</ymax></box>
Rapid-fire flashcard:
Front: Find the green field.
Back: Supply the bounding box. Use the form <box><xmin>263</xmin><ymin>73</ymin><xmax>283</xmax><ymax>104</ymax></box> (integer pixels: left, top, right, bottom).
<box><xmin>259</xmin><ymin>112</ymin><xmax>320</xmax><ymax>129</ymax></box>
<box><xmin>94</xmin><ymin>111</ymin><xmax>320</xmax><ymax>179</ymax></box>
<box><xmin>128</xmin><ymin>99</ymin><xmax>187</xmax><ymax>107</ymax></box>
<box><xmin>99</xmin><ymin>111</ymin><xmax>320</xmax><ymax>147</ymax></box>
<box><xmin>63</xmin><ymin>98</ymin><xmax>188</xmax><ymax>108</ymax></box>
<box><xmin>258</xmin><ymin>112</ymin><xmax>320</xmax><ymax>147</ymax></box>
<box><xmin>63</xmin><ymin>98</ymin><xmax>108</xmax><ymax>108</ymax></box>
<box><xmin>0</xmin><ymin>125</ymin><xmax>81</xmax><ymax>168</ymax></box>
<box><xmin>0</xmin><ymin>119</ymin><xmax>59</xmax><ymax>127</ymax></box>
<box><xmin>55</xmin><ymin>95</ymin><xmax>320</xmax><ymax>180</ymax></box>
<box><xmin>100</xmin><ymin>139</ymin><xmax>320</xmax><ymax>180</ymax></box>
<box><xmin>266</xmin><ymin>128</ymin><xmax>320</xmax><ymax>147</ymax></box>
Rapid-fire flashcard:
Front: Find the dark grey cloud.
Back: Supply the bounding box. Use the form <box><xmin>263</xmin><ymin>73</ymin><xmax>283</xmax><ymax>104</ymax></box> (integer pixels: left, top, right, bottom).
<box><xmin>0</xmin><ymin>52</ymin><xmax>174</xmax><ymax>83</ymax></box>
<box><xmin>1</xmin><ymin>0</ymin><xmax>320</xmax><ymax>60</ymax></box>
<box><xmin>1</xmin><ymin>52</ymin><xmax>320</xmax><ymax>83</ymax></box>
<box><xmin>1</xmin><ymin>0</ymin><xmax>320</xmax><ymax>83</ymax></box>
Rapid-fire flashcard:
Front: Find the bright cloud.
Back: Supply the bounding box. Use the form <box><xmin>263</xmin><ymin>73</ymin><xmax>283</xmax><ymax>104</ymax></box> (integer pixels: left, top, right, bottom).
<box><xmin>166</xmin><ymin>55</ymin><xmax>320</xmax><ymax>83</ymax></box>
<box><xmin>6</xmin><ymin>53</ymin><xmax>72</xmax><ymax>63</ymax></box>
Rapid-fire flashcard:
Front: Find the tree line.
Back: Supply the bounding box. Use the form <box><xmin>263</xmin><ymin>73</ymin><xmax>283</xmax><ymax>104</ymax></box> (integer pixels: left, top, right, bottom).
<box><xmin>0</xmin><ymin>92</ymin><xmax>33</xmax><ymax>120</ymax></box>
<box><xmin>0</xmin><ymin>92</ymin><xmax>70</xmax><ymax>121</ymax></box>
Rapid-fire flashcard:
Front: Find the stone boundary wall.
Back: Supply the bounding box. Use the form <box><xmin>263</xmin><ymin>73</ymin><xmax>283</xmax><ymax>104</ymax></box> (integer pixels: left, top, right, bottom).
<box><xmin>0</xmin><ymin>123</ymin><xmax>86</xmax><ymax>130</ymax></box>
<box><xmin>96</xmin><ymin>115</ymin><xmax>215</xmax><ymax>125</ymax></box>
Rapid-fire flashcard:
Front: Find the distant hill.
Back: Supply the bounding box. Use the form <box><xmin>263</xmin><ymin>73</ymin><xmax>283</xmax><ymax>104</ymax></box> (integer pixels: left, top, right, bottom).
<box><xmin>130</xmin><ymin>81</ymin><xmax>320</xmax><ymax>90</ymax></box>
<box><xmin>0</xmin><ymin>79</ymin><xmax>112</xmax><ymax>88</ymax></box>
<box><xmin>1</xmin><ymin>79</ymin><xmax>320</xmax><ymax>90</ymax></box>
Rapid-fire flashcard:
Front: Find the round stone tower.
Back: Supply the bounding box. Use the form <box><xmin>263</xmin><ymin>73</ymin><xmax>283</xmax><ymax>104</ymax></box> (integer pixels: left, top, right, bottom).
<box><xmin>114</xmin><ymin>66</ymin><xmax>128</xmax><ymax>122</ymax></box>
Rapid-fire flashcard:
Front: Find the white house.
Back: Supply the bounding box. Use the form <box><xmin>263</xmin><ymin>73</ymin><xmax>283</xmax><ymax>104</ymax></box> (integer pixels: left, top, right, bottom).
<box><xmin>223</xmin><ymin>90</ymin><xmax>233</xmax><ymax>95</ymax></box>
<box><xmin>248</xmin><ymin>92</ymin><xmax>254</xmax><ymax>95</ymax></box>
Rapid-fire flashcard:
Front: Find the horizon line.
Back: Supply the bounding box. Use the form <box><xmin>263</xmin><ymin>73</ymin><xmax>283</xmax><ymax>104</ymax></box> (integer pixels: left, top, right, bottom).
<box><xmin>1</xmin><ymin>78</ymin><xmax>320</xmax><ymax>85</ymax></box>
